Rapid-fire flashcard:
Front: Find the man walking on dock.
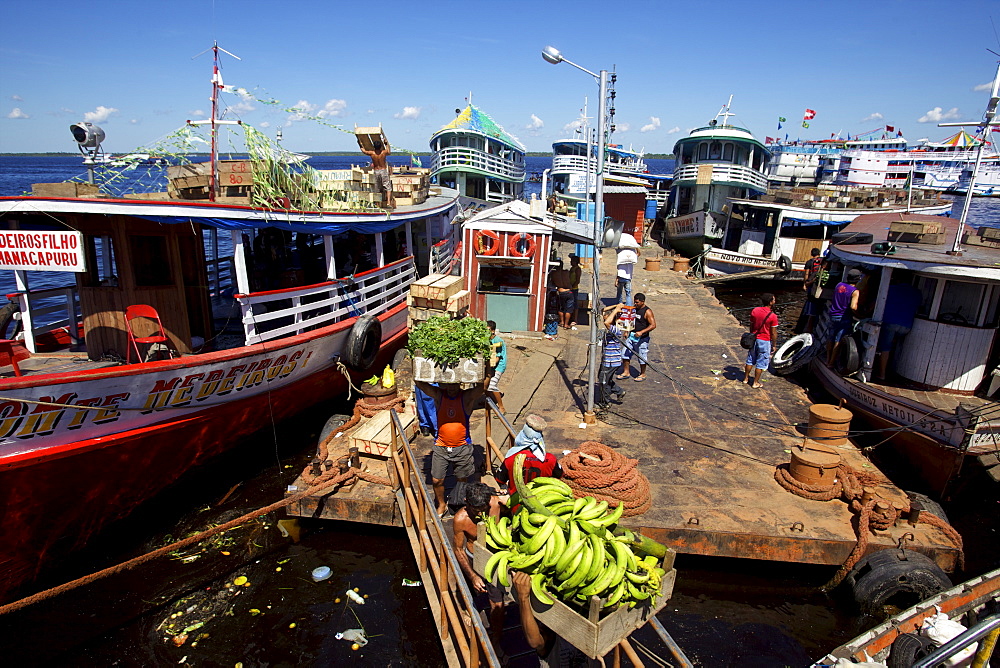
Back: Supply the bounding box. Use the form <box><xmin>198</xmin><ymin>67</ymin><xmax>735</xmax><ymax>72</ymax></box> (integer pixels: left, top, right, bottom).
<box><xmin>599</xmin><ymin>303</ymin><xmax>628</xmax><ymax>408</ymax></box>
<box><xmin>414</xmin><ymin>381</ymin><xmax>484</xmax><ymax>516</ymax></box>
<box><xmin>486</xmin><ymin>321</ymin><xmax>506</xmax><ymax>413</ymax></box>
<box><xmin>743</xmin><ymin>293</ymin><xmax>778</xmax><ymax>389</ymax></box>
<box><xmin>617</xmin><ymin>293</ymin><xmax>656</xmax><ymax>382</ymax></box>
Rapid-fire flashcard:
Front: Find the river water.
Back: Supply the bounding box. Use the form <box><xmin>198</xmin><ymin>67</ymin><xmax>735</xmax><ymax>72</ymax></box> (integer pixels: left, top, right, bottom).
<box><xmin>1</xmin><ymin>156</ymin><xmax>998</xmax><ymax>667</ymax></box>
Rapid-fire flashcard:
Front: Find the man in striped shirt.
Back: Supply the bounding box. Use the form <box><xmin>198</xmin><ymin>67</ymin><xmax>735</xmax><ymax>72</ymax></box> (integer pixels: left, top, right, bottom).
<box><xmin>598</xmin><ymin>303</ymin><xmax>627</xmax><ymax>409</ymax></box>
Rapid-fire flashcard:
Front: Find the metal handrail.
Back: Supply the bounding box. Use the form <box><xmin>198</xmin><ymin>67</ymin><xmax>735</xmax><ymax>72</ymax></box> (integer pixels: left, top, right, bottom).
<box><xmin>912</xmin><ymin>613</ymin><xmax>1000</xmax><ymax>668</ymax></box>
<box><xmin>672</xmin><ymin>163</ymin><xmax>769</xmax><ymax>191</ymax></box>
<box><xmin>431</xmin><ymin>146</ymin><xmax>526</xmax><ymax>181</ymax></box>
<box><xmin>388</xmin><ymin>409</ymin><xmax>500</xmax><ymax>668</ymax></box>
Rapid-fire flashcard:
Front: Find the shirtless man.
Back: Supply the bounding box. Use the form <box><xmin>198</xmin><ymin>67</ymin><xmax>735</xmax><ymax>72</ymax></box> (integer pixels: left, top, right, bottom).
<box><xmin>453</xmin><ymin>483</ymin><xmax>509</xmax><ymax>649</ymax></box>
<box><xmin>550</xmin><ymin>263</ymin><xmax>574</xmax><ymax>329</ymax></box>
<box><xmin>360</xmin><ymin>139</ymin><xmax>396</xmax><ymax>209</ymax></box>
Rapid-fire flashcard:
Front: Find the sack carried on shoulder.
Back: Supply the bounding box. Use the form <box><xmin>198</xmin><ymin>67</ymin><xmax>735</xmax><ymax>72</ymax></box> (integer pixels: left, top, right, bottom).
<box><xmin>740</xmin><ymin>332</ymin><xmax>756</xmax><ymax>349</ymax></box>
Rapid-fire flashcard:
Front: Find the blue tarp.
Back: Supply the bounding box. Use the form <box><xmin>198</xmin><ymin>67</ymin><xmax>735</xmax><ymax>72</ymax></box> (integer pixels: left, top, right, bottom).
<box><xmin>136</xmin><ymin>214</ymin><xmax>413</xmax><ymax>235</ymax></box>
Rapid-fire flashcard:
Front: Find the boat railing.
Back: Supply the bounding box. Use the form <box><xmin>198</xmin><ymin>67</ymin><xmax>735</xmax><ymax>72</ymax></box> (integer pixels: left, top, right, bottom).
<box><xmin>206</xmin><ymin>256</ymin><xmax>236</xmax><ymax>298</ymax></box>
<box><xmin>551</xmin><ymin>154</ymin><xmax>647</xmax><ymax>175</ymax></box>
<box><xmin>236</xmin><ymin>257</ymin><xmax>415</xmax><ymax>345</ymax></box>
<box><xmin>10</xmin><ymin>284</ymin><xmax>81</xmax><ymax>352</ymax></box>
<box><xmin>673</xmin><ymin>163</ymin><xmax>769</xmax><ymax>191</ymax></box>
<box><xmin>430</xmin><ymin>237</ymin><xmax>459</xmax><ymax>276</ymax></box>
<box><xmin>431</xmin><ymin>146</ymin><xmax>526</xmax><ymax>181</ymax></box>
<box><xmin>387</xmin><ymin>408</ymin><xmax>501</xmax><ymax>668</ymax></box>
<box><xmin>842</xmin><ymin>148</ymin><xmax>990</xmax><ymax>162</ymax></box>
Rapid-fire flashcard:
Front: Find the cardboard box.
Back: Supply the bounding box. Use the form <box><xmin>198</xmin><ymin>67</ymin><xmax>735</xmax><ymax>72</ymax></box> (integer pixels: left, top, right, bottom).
<box><xmin>412</xmin><ymin>355</ymin><xmax>484</xmax><ymax>383</ymax></box>
<box><xmin>472</xmin><ymin>537</ymin><xmax>675</xmax><ymax>659</ymax></box>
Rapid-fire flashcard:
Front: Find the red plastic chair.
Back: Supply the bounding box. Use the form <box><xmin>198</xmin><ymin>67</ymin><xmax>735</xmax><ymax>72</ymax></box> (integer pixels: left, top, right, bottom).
<box><xmin>125</xmin><ymin>305</ymin><xmax>169</xmax><ymax>363</ymax></box>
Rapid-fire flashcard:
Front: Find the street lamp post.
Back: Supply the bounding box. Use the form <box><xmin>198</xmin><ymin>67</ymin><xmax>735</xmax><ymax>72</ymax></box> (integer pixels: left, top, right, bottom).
<box><xmin>542</xmin><ymin>46</ymin><xmax>608</xmax><ymax>421</ymax></box>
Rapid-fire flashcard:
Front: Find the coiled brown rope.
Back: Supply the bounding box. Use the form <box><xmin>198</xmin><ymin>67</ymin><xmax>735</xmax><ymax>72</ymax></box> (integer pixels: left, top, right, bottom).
<box><xmin>774</xmin><ymin>462</ymin><xmax>965</xmax><ymax>590</ymax></box>
<box><xmin>560</xmin><ymin>441</ymin><xmax>652</xmax><ymax>516</ymax></box>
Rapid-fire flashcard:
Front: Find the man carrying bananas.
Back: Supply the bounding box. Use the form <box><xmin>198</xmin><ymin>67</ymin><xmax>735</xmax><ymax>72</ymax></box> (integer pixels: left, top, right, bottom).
<box><xmin>453</xmin><ymin>482</ymin><xmax>510</xmax><ymax>652</ymax></box>
<box><xmin>496</xmin><ymin>414</ymin><xmax>562</xmax><ymax>497</ymax></box>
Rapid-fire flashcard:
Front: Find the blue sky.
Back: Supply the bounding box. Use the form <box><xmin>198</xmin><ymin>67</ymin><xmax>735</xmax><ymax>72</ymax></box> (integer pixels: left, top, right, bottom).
<box><xmin>2</xmin><ymin>0</ymin><xmax>998</xmax><ymax>155</ymax></box>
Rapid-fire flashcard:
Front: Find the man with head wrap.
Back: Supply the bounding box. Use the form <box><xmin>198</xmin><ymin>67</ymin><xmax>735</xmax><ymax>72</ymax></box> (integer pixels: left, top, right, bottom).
<box><xmin>496</xmin><ymin>414</ymin><xmax>562</xmax><ymax>496</ymax></box>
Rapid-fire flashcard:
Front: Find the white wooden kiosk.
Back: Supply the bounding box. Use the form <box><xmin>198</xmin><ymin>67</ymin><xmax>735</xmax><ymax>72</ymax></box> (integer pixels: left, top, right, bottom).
<box><xmin>461</xmin><ymin>201</ymin><xmax>553</xmax><ymax>332</ymax></box>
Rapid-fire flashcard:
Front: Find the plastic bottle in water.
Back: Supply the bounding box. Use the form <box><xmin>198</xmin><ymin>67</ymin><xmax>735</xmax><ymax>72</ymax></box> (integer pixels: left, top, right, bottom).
<box><xmin>346</xmin><ymin>589</ymin><xmax>365</xmax><ymax>605</ymax></box>
<box><xmin>335</xmin><ymin>628</ymin><xmax>368</xmax><ymax>646</ymax></box>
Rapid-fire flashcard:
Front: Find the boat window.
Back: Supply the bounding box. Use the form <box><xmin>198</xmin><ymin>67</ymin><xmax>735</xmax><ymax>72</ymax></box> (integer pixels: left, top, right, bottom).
<box><xmin>939</xmin><ymin>280</ymin><xmax>985</xmax><ymax>326</ymax></box>
<box><xmin>914</xmin><ymin>276</ymin><xmax>938</xmax><ymax>317</ymax></box>
<box><xmin>477</xmin><ymin>265</ymin><xmax>531</xmax><ymax>294</ymax></box>
<box><xmin>129</xmin><ymin>235</ymin><xmax>174</xmax><ymax>286</ymax></box>
<box><xmin>698</xmin><ymin>143</ymin><xmax>709</xmax><ymax>160</ymax></box>
<box><xmin>82</xmin><ymin>234</ymin><xmax>119</xmax><ymax>288</ymax></box>
<box><xmin>709</xmin><ymin>142</ymin><xmax>722</xmax><ymax>159</ymax></box>
<box><xmin>984</xmin><ymin>286</ymin><xmax>1000</xmax><ymax>328</ymax></box>
<box><xmin>722</xmin><ymin>143</ymin><xmax>734</xmax><ymax>161</ymax></box>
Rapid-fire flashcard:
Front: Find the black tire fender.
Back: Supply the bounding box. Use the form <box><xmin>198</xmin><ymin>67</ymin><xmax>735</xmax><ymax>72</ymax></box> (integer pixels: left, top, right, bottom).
<box><xmin>887</xmin><ymin>632</ymin><xmax>937</xmax><ymax>668</ymax></box>
<box><xmin>318</xmin><ymin>413</ymin><xmax>351</xmax><ymax>447</ymax></box>
<box><xmin>846</xmin><ymin>549</ymin><xmax>952</xmax><ymax>616</ymax></box>
<box><xmin>836</xmin><ymin>333</ymin><xmax>861</xmax><ymax>375</ymax></box>
<box><xmin>905</xmin><ymin>491</ymin><xmax>950</xmax><ymax>524</ymax></box>
<box><xmin>777</xmin><ymin>254</ymin><xmax>793</xmax><ymax>275</ymax></box>
<box><xmin>343</xmin><ymin>314</ymin><xmax>382</xmax><ymax>371</ymax></box>
<box><xmin>0</xmin><ymin>302</ymin><xmax>22</xmax><ymax>340</ymax></box>
<box><xmin>772</xmin><ymin>333</ymin><xmax>817</xmax><ymax>375</ymax></box>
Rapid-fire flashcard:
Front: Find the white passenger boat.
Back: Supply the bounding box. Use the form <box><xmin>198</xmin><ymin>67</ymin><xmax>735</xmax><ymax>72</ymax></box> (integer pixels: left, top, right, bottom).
<box><xmin>548</xmin><ymin>139</ymin><xmax>648</xmax><ymax>203</ymax></box>
<box><xmin>429</xmin><ymin>104</ymin><xmax>526</xmax><ymax>204</ymax></box>
<box><xmin>661</xmin><ymin>98</ymin><xmax>770</xmax><ymax>258</ymax></box>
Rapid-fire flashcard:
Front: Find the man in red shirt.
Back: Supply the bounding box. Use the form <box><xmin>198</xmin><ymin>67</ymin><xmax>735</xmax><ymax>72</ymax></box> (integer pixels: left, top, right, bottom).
<box><xmin>742</xmin><ymin>293</ymin><xmax>778</xmax><ymax>389</ymax></box>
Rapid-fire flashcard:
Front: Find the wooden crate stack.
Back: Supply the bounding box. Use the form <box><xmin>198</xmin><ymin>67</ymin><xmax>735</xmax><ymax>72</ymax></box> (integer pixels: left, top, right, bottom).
<box><xmin>391</xmin><ymin>168</ymin><xmax>431</xmax><ymax>206</ymax></box>
<box><xmin>312</xmin><ymin>167</ymin><xmax>383</xmax><ymax>210</ymax></box>
<box><xmin>166</xmin><ymin>161</ymin><xmax>253</xmax><ymax>202</ymax></box>
<box><xmin>407</xmin><ymin>273</ymin><xmax>469</xmax><ymax>329</ymax></box>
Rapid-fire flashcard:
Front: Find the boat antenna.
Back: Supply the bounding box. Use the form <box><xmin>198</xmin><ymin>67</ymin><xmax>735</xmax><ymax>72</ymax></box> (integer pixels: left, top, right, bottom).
<box><xmin>716</xmin><ymin>95</ymin><xmax>735</xmax><ymax>127</ymax></box>
<box><xmin>937</xmin><ymin>59</ymin><xmax>1000</xmax><ymax>254</ymax></box>
<box><xmin>187</xmin><ymin>43</ymin><xmax>242</xmax><ymax>202</ymax></box>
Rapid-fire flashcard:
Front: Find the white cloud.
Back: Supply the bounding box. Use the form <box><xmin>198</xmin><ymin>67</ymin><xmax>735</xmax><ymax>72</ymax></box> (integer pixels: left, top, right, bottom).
<box><xmin>974</xmin><ymin>79</ymin><xmax>996</xmax><ymax>92</ymax></box>
<box><xmin>526</xmin><ymin>114</ymin><xmax>544</xmax><ymax>130</ymax></box>
<box><xmin>563</xmin><ymin>117</ymin><xmax>584</xmax><ymax>133</ymax></box>
<box><xmin>288</xmin><ymin>100</ymin><xmax>317</xmax><ymax>123</ymax></box>
<box><xmin>130</xmin><ymin>119</ymin><xmax>139</xmax><ymax>124</ymax></box>
<box><xmin>616</xmin><ymin>122</ymin><xmax>631</xmax><ymax>132</ymax></box>
<box><xmin>861</xmin><ymin>112</ymin><xmax>884</xmax><ymax>122</ymax></box>
<box><xmin>394</xmin><ymin>106</ymin><xmax>421</xmax><ymax>120</ymax></box>
<box><xmin>640</xmin><ymin>116</ymin><xmax>661</xmax><ymax>133</ymax></box>
<box><xmin>7</xmin><ymin>108</ymin><xmax>29</xmax><ymax>119</ymax></box>
<box><xmin>259</xmin><ymin>121</ymin><xmax>271</xmax><ymax>128</ymax></box>
<box><xmin>83</xmin><ymin>106</ymin><xmax>118</xmax><ymax>123</ymax></box>
<box><xmin>11</xmin><ymin>94</ymin><xmax>23</xmax><ymax>102</ymax></box>
<box><xmin>317</xmin><ymin>99</ymin><xmax>347</xmax><ymax>118</ymax></box>
<box><xmin>666</xmin><ymin>126</ymin><xmax>681</xmax><ymax>134</ymax></box>
<box><xmin>918</xmin><ymin>107</ymin><xmax>961</xmax><ymax>123</ymax></box>
<box><xmin>366</xmin><ymin>108</ymin><xmax>375</xmax><ymax>115</ymax></box>
<box><xmin>191</xmin><ymin>109</ymin><xmax>205</xmax><ymax>118</ymax></box>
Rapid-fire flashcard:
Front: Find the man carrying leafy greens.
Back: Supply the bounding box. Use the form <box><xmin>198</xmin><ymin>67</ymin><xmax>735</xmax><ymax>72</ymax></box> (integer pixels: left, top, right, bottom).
<box><xmin>415</xmin><ymin>380</ymin><xmax>484</xmax><ymax>517</ymax></box>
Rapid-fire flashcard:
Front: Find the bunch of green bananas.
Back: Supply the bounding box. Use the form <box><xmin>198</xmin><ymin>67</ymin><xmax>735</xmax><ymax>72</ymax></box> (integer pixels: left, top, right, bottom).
<box><xmin>481</xmin><ymin>476</ymin><xmax>667</xmax><ymax>611</ymax></box>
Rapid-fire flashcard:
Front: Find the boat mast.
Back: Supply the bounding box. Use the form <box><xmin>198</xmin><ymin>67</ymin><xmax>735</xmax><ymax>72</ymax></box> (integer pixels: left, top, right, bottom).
<box><xmin>938</xmin><ymin>60</ymin><xmax>1000</xmax><ymax>254</ymax></box>
<box><xmin>187</xmin><ymin>43</ymin><xmax>242</xmax><ymax>202</ymax></box>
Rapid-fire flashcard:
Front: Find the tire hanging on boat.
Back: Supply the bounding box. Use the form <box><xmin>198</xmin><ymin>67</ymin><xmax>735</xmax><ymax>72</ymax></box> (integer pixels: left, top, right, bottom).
<box><xmin>343</xmin><ymin>314</ymin><xmax>382</xmax><ymax>371</ymax></box>
<box><xmin>777</xmin><ymin>255</ymin><xmax>793</xmax><ymax>276</ymax></box>
<box><xmin>835</xmin><ymin>333</ymin><xmax>862</xmax><ymax>376</ymax></box>
<box><xmin>0</xmin><ymin>302</ymin><xmax>22</xmax><ymax>341</ymax></box>
<box><xmin>771</xmin><ymin>333</ymin><xmax>817</xmax><ymax>375</ymax></box>
<box><xmin>887</xmin><ymin>633</ymin><xmax>938</xmax><ymax>668</ymax></box>
<box><xmin>845</xmin><ymin>549</ymin><xmax>952</xmax><ymax>617</ymax></box>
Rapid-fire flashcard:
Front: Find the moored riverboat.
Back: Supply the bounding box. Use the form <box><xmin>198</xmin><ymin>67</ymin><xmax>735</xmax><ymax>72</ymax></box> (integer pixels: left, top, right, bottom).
<box><xmin>0</xmin><ymin>47</ymin><xmax>462</xmax><ymax>603</ymax></box>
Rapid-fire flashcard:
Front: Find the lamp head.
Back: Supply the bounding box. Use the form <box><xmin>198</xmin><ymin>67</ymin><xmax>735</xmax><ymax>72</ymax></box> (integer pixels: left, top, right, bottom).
<box><xmin>541</xmin><ymin>46</ymin><xmax>563</xmax><ymax>65</ymax></box>
<box><xmin>70</xmin><ymin>122</ymin><xmax>105</xmax><ymax>149</ymax></box>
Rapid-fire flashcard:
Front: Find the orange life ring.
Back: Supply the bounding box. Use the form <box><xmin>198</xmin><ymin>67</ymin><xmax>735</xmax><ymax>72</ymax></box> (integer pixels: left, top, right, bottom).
<box><xmin>508</xmin><ymin>232</ymin><xmax>536</xmax><ymax>258</ymax></box>
<box><xmin>475</xmin><ymin>229</ymin><xmax>500</xmax><ymax>256</ymax></box>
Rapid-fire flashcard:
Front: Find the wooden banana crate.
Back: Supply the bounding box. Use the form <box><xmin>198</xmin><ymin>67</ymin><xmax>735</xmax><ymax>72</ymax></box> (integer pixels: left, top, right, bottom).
<box><xmin>408</xmin><ymin>288</ymin><xmax>470</xmax><ymax>312</ymax></box>
<box><xmin>349</xmin><ymin>408</ymin><xmax>417</xmax><ymax>457</ymax></box>
<box><xmin>355</xmin><ymin>126</ymin><xmax>388</xmax><ymax>152</ymax></box>
<box><xmin>409</xmin><ymin>274</ymin><xmax>463</xmax><ymax>302</ymax></box>
<box><xmin>412</xmin><ymin>355</ymin><xmax>484</xmax><ymax>383</ymax></box>
<box><xmin>31</xmin><ymin>182</ymin><xmax>101</xmax><ymax>197</ymax></box>
<box><xmin>472</xmin><ymin>538</ymin><xmax>676</xmax><ymax>659</ymax></box>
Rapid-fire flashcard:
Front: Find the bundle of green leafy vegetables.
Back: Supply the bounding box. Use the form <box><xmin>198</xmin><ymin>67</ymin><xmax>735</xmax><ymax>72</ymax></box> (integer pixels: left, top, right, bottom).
<box><xmin>408</xmin><ymin>316</ymin><xmax>491</xmax><ymax>367</ymax></box>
